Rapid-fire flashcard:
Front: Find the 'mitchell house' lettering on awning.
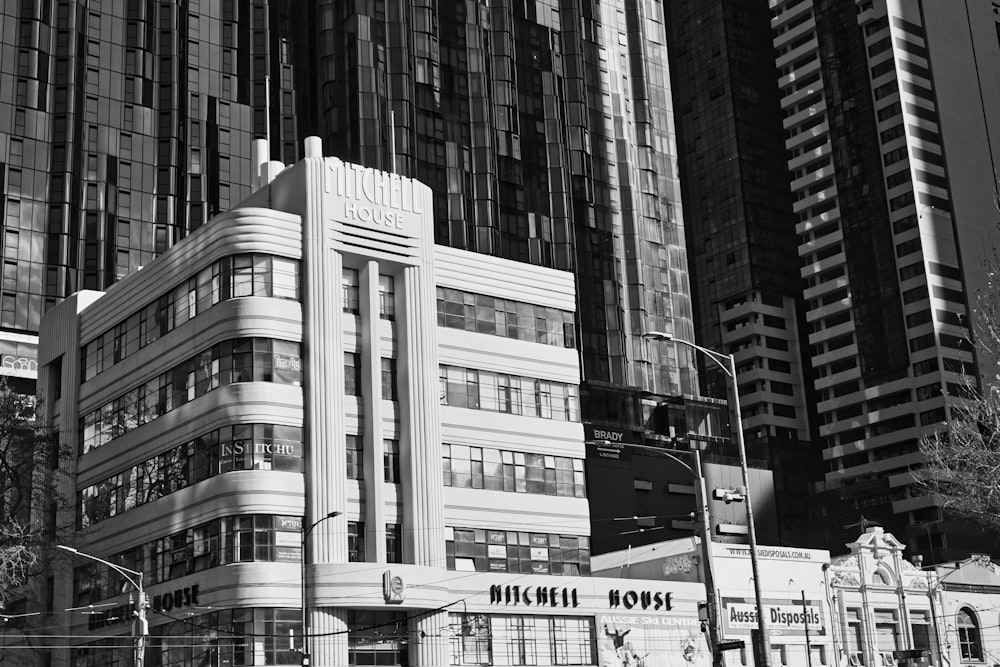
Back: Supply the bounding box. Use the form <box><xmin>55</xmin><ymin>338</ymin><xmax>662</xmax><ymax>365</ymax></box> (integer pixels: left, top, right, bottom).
<box><xmin>489</xmin><ymin>585</ymin><xmax>579</xmax><ymax>608</ymax></box>
<box><xmin>609</xmin><ymin>589</ymin><xmax>673</xmax><ymax>611</ymax></box>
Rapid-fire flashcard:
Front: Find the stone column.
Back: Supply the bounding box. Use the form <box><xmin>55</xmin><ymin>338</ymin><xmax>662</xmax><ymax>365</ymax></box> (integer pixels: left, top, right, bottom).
<box><xmin>410</xmin><ymin>610</ymin><xmax>450</xmax><ymax>667</ymax></box>
<box><xmin>311</xmin><ymin>607</ymin><xmax>349</xmax><ymax>666</ymax></box>
<box><xmin>397</xmin><ymin>264</ymin><xmax>445</xmax><ymax>568</ymax></box>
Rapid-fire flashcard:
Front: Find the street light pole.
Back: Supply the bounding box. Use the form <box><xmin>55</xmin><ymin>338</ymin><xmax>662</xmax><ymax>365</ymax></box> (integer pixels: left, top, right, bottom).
<box><xmin>644</xmin><ymin>331</ymin><xmax>771</xmax><ymax>667</ymax></box>
<box><xmin>57</xmin><ymin>545</ymin><xmax>147</xmax><ymax>667</ymax></box>
<box><xmin>801</xmin><ymin>589</ymin><xmax>813</xmax><ymax>667</ymax></box>
<box><xmin>301</xmin><ymin>510</ymin><xmax>341</xmax><ymax>666</ymax></box>
<box><xmin>601</xmin><ymin>437</ymin><xmax>721</xmax><ymax>663</ymax></box>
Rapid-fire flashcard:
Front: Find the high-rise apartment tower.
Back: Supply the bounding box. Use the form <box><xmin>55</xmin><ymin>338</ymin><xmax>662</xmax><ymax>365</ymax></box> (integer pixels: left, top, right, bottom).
<box><xmin>771</xmin><ymin>0</ymin><xmax>1000</xmax><ymax>559</ymax></box>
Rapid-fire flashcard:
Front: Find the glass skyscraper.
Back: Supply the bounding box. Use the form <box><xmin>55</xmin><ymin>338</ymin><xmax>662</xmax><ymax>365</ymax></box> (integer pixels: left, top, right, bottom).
<box><xmin>1</xmin><ymin>0</ymin><xmax>696</xmax><ymax>407</ymax></box>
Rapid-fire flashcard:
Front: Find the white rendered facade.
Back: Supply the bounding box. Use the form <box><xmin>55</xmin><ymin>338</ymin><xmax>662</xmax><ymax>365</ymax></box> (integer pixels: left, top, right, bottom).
<box><xmin>36</xmin><ymin>147</ymin><xmax>709</xmax><ymax>667</ymax></box>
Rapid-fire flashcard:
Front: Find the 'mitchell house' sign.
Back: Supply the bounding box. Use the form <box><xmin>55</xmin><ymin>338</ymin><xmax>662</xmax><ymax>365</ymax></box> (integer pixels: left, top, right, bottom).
<box><xmin>609</xmin><ymin>588</ymin><xmax>674</xmax><ymax>611</ymax></box>
<box><xmin>488</xmin><ymin>585</ymin><xmax>675</xmax><ymax>612</ymax></box>
<box><xmin>490</xmin><ymin>585</ymin><xmax>580</xmax><ymax>608</ymax></box>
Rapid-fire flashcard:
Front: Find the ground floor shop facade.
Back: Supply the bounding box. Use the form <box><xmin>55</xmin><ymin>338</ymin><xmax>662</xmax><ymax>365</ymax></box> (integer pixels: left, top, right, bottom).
<box><xmin>66</xmin><ymin>568</ymin><xmax>710</xmax><ymax>667</ymax></box>
<box><xmin>592</xmin><ymin>528</ymin><xmax>949</xmax><ymax>667</ymax></box>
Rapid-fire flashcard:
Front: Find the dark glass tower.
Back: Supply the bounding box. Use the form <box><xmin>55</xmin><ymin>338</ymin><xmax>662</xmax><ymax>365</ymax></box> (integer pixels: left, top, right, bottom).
<box><xmin>663</xmin><ymin>0</ymin><xmax>820</xmax><ymax>546</ymax></box>
<box><xmin>0</xmin><ymin>0</ymin><xmax>300</xmax><ymax>333</ymax></box>
<box><xmin>1</xmin><ymin>0</ymin><xmax>697</xmax><ymax>399</ymax></box>
<box><xmin>287</xmin><ymin>1</ymin><xmax>698</xmax><ymax>405</ymax></box>
<box><xmin>281</xmin><ymin>2</ymin><xmax>705</xmax><ymax>554</ymax></box>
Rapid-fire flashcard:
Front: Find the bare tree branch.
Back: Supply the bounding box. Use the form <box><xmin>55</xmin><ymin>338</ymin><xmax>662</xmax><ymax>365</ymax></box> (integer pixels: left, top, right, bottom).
<box><xmin>916</xmin><ymin>228</ymin><xmax>1000</xmax><ymax>533</ymax></box>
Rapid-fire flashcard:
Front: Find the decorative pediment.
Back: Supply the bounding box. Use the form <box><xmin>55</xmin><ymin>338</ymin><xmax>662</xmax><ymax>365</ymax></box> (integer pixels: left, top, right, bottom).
<box><xmin>831</xmin><ymin>554</ymin><xmax>860</xmax><ymax>569</ymax></box>
<box><xmin>847</xmin><ymin>526</ymin><xmax>906</xmax><ymax>556</ymax></box>
<box><xmin>831</xmin><ymin>571</ymin><xmax>861</xmax><ymax>586</ymax></box>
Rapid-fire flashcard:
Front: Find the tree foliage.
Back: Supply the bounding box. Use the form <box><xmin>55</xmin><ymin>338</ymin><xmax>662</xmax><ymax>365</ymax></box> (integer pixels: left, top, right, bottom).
<box><xmin>917</xmin><ymin>244</ymin><xmax>1000</xmax><ymax>532</ymax></box>
<box><xmin>0</xmin><ymin>381</ymin><xmax>61</xmax><ymax>609</ymax></box>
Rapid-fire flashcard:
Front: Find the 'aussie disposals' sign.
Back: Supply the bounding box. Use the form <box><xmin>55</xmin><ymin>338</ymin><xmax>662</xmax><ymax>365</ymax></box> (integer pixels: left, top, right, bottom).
<box><xmin>721</xmin><ymin>597</ymin><xmax>826</xmax><ymax>636</ymax></box>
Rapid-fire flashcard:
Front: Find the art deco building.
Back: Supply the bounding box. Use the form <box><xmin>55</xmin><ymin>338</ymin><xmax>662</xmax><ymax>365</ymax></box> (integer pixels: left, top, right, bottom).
<box><xmin>770</xmin><ymin>0</ymin><xmax>1000</xmax><ymax>559</ymax></box>
<box><xmin>32</xmin><ymin>146</ymin><xmax>709</xmax><ymax>667</ymax></box>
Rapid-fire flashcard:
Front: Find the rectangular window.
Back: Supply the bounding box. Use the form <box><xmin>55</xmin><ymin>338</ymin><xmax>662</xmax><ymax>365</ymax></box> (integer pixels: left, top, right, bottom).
<box><xmin>441</xmin><ymin>365</ymin><xmax>480</xmax><ymax>409</ymax></box>
<box><xmin>272</xmin><ymin>257</ymin><xmax>299</xmax><ymax>300</ymax></box>
<box><xmin>348</xmin><ymin>611</ymin><xmax>407</xmax><ymax>666</ymax></box>
<box><xmin>342</xmin><ymin>268</ymin><xmax>360</xmax><ymax>314</ymax></box>
<box><xmin>379</xmin><ymin>274</ymin><xmax>395</xmax><ymax>320</ymax></box>
<box><xmin>345</xmin><ymin>352</ymin><xmax>361</xmax><ymax>395</ymax></box>
<box><xmin>348</xmin><ymin>521</ymin><xmax>365</xmax><ymax>562</ymax></box>
<box><xmin>383</xmin><ymin>439</ymin><xmax>400</xmax><ymax>483</ymax></box>
<box><xmin>346</xmin><ymin>435</ymin><xmax>363</xmax><ymax>480</ymax></box>
<box><xmin>451</xmin><ymin>613</ymin><xmax>492</xmax><ymax>665</ymax></box>
<box><xmin>381</xmin><ymin>358</ymin><xmax>397</xmax><ymax>400</ymax></box>
<box><xmin>386</xmin><ymin>523</ymin><xmax>402</xmax><ymax>563</ymax></box>
<box><xmin>232</xmin><ymin>255</ymin><xmax>253</xmax><ymax>297</ymax></box>
<box><xmin>875</xmin><ymin>610</ymin><xmax>900</xmax><ymax>656</ymax></box>
<box><xmin>551</xmin><ymin>617</ymin><xmax>594</xmax><ymax>665</ymax></box>
<box><xmin>501</xmin><ymin>616</ymin><xmax>538</xmax><ymax>666</ymax></box>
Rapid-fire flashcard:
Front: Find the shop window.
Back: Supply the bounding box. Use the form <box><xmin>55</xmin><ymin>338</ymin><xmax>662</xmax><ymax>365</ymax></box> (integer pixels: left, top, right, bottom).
<box><xmin>551</xmin><ymin>616</ymin><xmax>594</xmax><ymax>665</ymax></box>
<box><xmin>348</xmin><ymin>610</ymin><xmax>407</xmax><ymax>666</ymax></box>
<box><xmin>261</xmin><ymin>609</ymin><xmax>301</xmax><ymax>665</ymax></box>
<box><xmin>451</xmin><ymin>613</ymin><xmax>492</xmax><ymax>665</ymax></box>
<box><xmin>499</xmin><ymin>616</ymin><xmax>538</xmax><ymax>666</ymax></box>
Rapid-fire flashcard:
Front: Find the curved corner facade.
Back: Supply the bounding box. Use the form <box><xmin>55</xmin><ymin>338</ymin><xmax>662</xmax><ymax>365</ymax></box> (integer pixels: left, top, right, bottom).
<box><xmin>37</xmin><ymin>154</ymin><xmax>709</xmax><ymax>667</ymax></box>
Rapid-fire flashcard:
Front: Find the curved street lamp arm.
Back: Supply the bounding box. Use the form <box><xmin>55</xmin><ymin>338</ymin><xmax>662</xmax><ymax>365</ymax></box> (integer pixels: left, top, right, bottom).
<box><xmin>642</xmin><ymin>332</ymin><xmax>734</xmax><ymax>378</ymax></box>
<box><xmin>604</xmin><ymin>439</ymin><xmax>695</xmax><ymax>475</ymax></box>
<box><xmin>57</xmin><ymin>545</ymin><xmax>142</xmax><ymax>591</ymax></box>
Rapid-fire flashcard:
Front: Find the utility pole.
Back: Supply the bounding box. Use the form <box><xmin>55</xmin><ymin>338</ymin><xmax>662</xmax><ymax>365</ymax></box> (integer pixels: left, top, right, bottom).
<box><xmin>58</xmin><ymin>545</ymin><xmax>147</xmax><ymax>667</ymax></box>
<box><xmin>801</xmin><ymin>589</ymin><xmax>813</xmax><ymax>667</ymax></box>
